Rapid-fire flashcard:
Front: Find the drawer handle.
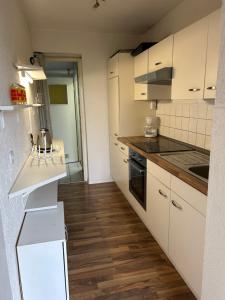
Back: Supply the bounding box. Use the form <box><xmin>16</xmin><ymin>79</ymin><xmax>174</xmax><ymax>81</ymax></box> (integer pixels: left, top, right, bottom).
<box><xmin>114</xmin><ymin>143</ymin><xmax>118</xmax><ymax>146</ymax></box>
<box><xmin>189</xmin><ymin>88</ymin><xmax>200</xmax><ymax>92</ymax></box>
<box><xmin>141</xmin><ymin>93</ymin><xmax>146</xmax><ymax>95</ymax></box>
<box><xmin>155</xmin><ymin>62</ymin><xmax>162</xmax><ymax>66</ymax></box>
<box><xmin>123</xmin><ymin>159</ymin><xmax>128</xmax><ymax>164</ymax></box>
<box><xmin>172</xmin><ymin>200</ymin><xmax>183</xmax><ymax>210</ymax></box>
<box><xmin>121</xmin><ymin>147</ymin><xmax>125</xmax><ymax>151</ymax></box>
<box><xmin>114</xmin><ymin>133</ymin><xmax>118</xmax><ymax>137</ymax></box>
<box><xmin>207</xmin><ymin>86</ymin><xmax>216</xmax><ymax>90</ymax></box>
<box><xmin>158</xmin><ymin>189</ymin><xmax>167</xmax><ymax>198</ymax></box>
<box><xmin>110</xmin><ymin>71</ymin><xmax>114</xmax><ymax>74</ymax></box>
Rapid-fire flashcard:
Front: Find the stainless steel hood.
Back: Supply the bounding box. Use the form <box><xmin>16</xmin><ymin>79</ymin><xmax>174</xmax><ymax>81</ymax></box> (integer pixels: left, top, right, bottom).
<box><xmin>135</xmin><ymin>67</ymin><xmax>173</xmax><ymax>85</ymax></box>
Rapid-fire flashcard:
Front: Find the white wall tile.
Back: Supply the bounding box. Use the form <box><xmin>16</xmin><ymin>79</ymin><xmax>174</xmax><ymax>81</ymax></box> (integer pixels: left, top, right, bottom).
<box><xmin>205</xmin><ymin>135</ymin><xmax>211</xmax><ymax>150</ymax></box>
<box><xmin>182</xmin><ymin>117</ymin><xmax>190</xmax><ymax>131</ymax></box>
<box><xmin>197</xmin><ymin>119</ymin><xmax>206</xmax><ymax>134</ymax></box>
<box><xmin>190</xmin><ymin>104</ymin><xmax>198</xmax><ymax>118</ymax></box>
<box><xmin>170</xmin><ymin>116</ymin><xmax>176</xmax><ymax>128</ymax></box>
<box><xmin>175</xmin><ymin>103</ymin><xmax>183</xmax><ymax>116</ymax></box>
<box><xmin>196</xmin><ymin>134</ymin><xmax>206</xmax><ymax>148</ymax></box>
<box><xmin>165</xmin><ymin>116</ymin><xmax>170</xmax><ymax>127</ymax></box>
<box><xmin>189</xmin><ymin>118</ymin><xmax>197</xmax><ymax>133</ymax></box>
<box><xmin>182</xmin><ymin>104</ymin><xmax>190</xmax><ymax>118</ymax></box>
<box><xmin>170</xmin><ymin>103</ymin><xmax>176</xmax><ymax>116</ymax></box>
<box><xmin>181</xmin><ymin>131</ymin><xmax>189</xmax><ymax>143</ymax></box>
<box><xmin>169</xmin><ymin>127</ymin><xmax>175</xmax><ymax>139</ymax></box>
<box><xmin>197</xmin><ymin>103</ymin><xmax>208</xmax><ymax>119</ymax></box>
<box><xmin>206</xmin><ymin>120</ymin><xmax>212</xmax><ymax>135</ymax></box>
<box><xmin>207</xmin><ymin>104</ymin><xmax>214</xmax><ymax>120</ymax></box>
<box><xmin>175</xmin><ymin>129</ymin><xmax>182</xmax><ymax>140</ymax></box>
<box><xmin>175</xmin><ymin>117</ymin><xmax>182</xmax><ymax>129</ymax></box>
<box><xmin>188</xmin><ymin>132</ymin><xmax>197</xmax><ymax>145</ymax></box>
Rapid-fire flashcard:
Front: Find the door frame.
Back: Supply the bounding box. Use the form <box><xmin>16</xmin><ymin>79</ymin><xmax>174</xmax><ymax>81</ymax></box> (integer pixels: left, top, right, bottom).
<box><xmin>44</xmin><ymin>53</ymin><xmax>88</xmax><ymax>182</ymax></box>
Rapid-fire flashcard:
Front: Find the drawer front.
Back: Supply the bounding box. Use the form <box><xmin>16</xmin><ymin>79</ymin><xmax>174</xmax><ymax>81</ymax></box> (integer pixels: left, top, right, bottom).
<box><xmin>147</xmin><ymin>160</ymin><xmax>171</xmax><ymax>188</ymax></box>
<box><xmin>171</xmin><ymin>175</ymin><xmax>207</xmax><ymax>216</ymax></box>
<box><xmin>134</xmin><ymin>83</ymin><xmax>148</xmax><ymax>101</ymax></box>
<box><xmin>118</xmin><ymin>142</ymin><xmax>129</xmax><ymax>157</ymax></box>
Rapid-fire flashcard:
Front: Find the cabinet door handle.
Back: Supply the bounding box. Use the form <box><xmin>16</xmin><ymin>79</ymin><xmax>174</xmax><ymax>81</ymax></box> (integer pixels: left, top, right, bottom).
<box><xmin>121</xmin><ymin>147</ymin><xmax>125</xmax><ymax>151</ymax></box>
<box><xmin>141</xmin><ymin>93</ymin><xmax>146</xmax><ymax>95</ymax></box>
<box><xmin>123</xmin><ymin>159</ymin><xmax>128</xmax><ymax>164</ymax></box>
<box><xmin>207</xmin><ymin>86</ymin><xmax>216</xmax><ymax>90</ymax></box>
<box><xmin>158</xmin><ymin>189</ymin><xmax>168</xmax><ymax>198</ymax></box>
<box><xmin>110</xmin><ymin>71</ymin><xmax>114</xmax><ymax>74</ymax></box>
<box><xmin>114</xmin><ymin>143</ymin><xmax>118</xmax><ymax>146</ymax></box>
<box><xmin>172</xmin><ymin>200</ymin><xmax>183</xmax><ymax>210</ymax></box>
<box><xmin>114</xmin><ymin>133</ymin><xmax>118</xmax><ymax>137</ymax></box>
<box><xmin>189</xmin><ymin>88</ymin><xmax>201</xmax><ymax>92</ymax></box>
<box><xmin>155</xmin><ymin>62</ymin><xmax>162</xmax><ymax>66</ymax></box>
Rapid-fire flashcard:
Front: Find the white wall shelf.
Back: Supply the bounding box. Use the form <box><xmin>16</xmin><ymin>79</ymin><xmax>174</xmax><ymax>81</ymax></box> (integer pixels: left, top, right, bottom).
<box><xmin>15</xmin><ymin>64</ymin><xmax>47</xmax><ymax>80</ymax></box>
<box><xmin>25</xmin><ymin>181</ymin><xmax>58</xmax><ymax>212</ymax></box>
<box><xmin>9</xmin><ymin>140</ymin><xmax>67</xmax><ymax>199</ymax></box>
<box><xmin>0</xmin><ymin>104</ymin><xmax>44</xmax><ymax>111</ymax></box>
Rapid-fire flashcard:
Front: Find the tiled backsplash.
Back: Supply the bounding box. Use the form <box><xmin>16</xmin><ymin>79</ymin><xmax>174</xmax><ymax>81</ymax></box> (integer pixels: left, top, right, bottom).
<box><xmin>156</xmin><ymin>101</ymin><xmax>214</xmax><ymax>150</ymax></box>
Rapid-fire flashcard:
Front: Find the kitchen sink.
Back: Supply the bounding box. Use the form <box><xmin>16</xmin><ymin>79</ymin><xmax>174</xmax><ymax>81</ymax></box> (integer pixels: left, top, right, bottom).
<box><xmin>158</xmin><ymin>151</ymin><xmax>210</xmax><ymax>182</ymax></box>
<box><xmin>188</xmin><ymin>165</ymin><xmax>209</xmax><ymax>180</ymax></box>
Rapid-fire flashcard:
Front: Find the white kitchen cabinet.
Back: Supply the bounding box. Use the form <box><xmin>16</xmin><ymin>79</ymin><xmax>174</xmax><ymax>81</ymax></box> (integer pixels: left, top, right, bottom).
<box><xmin>134</xmin><ymin>83</ymin><xmax>149</xmax><ymax>101</ymax></box>
<box><xmin>17</xmin><ymin>202</ymin><xmax>69</xmax><ymax>300</ymax></box>
<box><xmin>108</xmin><ymin>77</ymin><xmax>120</xmax><ymax>137</ymax></box>
<box><xmin>148</xmin><ymin>35</ymin><xmax>173</xmax><ymax>73</ymax></box>
<box><xmin>204</xmin><ymin>9</ymin><xmax>221</xmax><ymax>99</ymax></box>
<box><xmin>109</xmin><ymin>137</ymin><xmax>120</xmax><ymax>181</ymax></box>
<box><xmin>147</xmin><ymin>173</ymin><xmax>170</xmax><ymax>254</ymax></box>
<box><xmin>172</xmin><ymin>17</ymin><xmax>208</xmax><ymax>100</ymax></box>
<box><xmin>169</xmin><ymin>192</ymin><xmax>205</xmax><ymax>299</ymax></box>
<box><xmin>117</xmin><ymin>150</ymin><xmax>129</xmax><ymax>197</ymax></box>
<box><xmin>108</xmin><ymin>53</ymin><xmax>148</xmax><ymax>137</ymax></box>
<box><xmin>108</xmin><ymin>54</ymin><xmax>119</xmax><ymax>78</ymax></box>
<box><xmin>134</xmin><ymin>49</ymin><xmax>148</xmax><ymax>77</ymax></box>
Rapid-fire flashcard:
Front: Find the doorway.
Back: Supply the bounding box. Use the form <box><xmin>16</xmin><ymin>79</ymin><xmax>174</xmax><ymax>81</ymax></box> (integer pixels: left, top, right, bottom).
<box><xmin>44</xmin><ymin>56</ymin><xmax>88</xmax><ymax>184</ymax></box>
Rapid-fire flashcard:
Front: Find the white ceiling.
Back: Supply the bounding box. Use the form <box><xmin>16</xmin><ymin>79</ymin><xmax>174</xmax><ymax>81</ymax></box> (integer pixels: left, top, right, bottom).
<box><xmin>21</xmin><ymin>0</ymin><xmax>183</xmax><ymax>34</ymax></box>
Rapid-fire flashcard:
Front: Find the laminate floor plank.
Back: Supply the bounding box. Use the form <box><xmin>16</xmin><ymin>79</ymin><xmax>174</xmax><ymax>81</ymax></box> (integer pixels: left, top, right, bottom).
<box><xmin>58</xmin><ymin>182</ymin><xmax>196</xmax><ymax>300</ymax></box>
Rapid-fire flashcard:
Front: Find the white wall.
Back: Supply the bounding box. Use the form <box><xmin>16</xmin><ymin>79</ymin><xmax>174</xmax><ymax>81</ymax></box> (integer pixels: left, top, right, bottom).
<box><xmin>201</xmin><ymin>2</ymin><xmax>225</xmax><ymax>298</ymax></box>
<box><xmin>31</xmin><ymin>30</ymin><xmax>140</xmax><ymax>183</ymax></box>
<box><xmin>48</xmin><ymin>77</ymin><xmax>78</xmax><ymax>163</ymax></box>
<box><xmin>0</xmin><ymin>0</ymin><xmax>38</xmax><ymax>299</ymax></box>
<box><xmin>142</xmin><ymin>0</ymin><xmax>221</xmax><ymax>41</ymax></box>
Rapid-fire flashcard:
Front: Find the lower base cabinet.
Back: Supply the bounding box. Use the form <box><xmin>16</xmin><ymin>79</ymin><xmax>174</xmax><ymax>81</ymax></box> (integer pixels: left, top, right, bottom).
<box><xmin>17</xmin><ymin>202</ymin><xmax>69</xmax><ymax>300</ymax></box>
<box><xmin>147</xmin><ymin>173</ymin><xmax>170</xmax><ymax>254</ymax></box>
<box><xmin>169</xmin><ymin>192</ymin><xmax>205</xmax><ymax>298</ymax></box>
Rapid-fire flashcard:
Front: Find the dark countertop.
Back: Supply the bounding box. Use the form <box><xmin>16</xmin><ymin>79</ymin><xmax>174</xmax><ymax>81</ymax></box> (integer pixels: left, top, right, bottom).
<box><xmin>118</xmin><ymin>136</ymin><xmax>208</xmax><ymax>195</ymax></box>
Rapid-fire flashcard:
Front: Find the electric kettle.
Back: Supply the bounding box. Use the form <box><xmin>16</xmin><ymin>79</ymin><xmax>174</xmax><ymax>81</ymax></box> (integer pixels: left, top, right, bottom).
<box><xmin>36</xmin><ymin>128</ymin><xmax>52</xmax><ymax>151</ymax></box>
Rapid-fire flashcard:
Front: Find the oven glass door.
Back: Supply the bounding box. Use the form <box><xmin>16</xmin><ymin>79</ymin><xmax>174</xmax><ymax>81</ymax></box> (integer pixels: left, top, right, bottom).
<box><xmin>129</xmin><ymin>159</ymin><xmax>146</xmax><ymax>210</ymax></box>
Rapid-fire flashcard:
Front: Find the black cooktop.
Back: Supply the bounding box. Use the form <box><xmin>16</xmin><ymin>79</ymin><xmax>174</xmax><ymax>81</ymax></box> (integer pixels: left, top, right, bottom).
<box><xmin>132</xmin><ymin>137</ymin><xmax>192</xmax><ymax>153</ymax></box>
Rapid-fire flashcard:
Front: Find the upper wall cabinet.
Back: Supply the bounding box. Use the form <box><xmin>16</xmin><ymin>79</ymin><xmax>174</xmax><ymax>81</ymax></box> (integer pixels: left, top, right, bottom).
<box><xmin>172</xmin><ymin>17</ymin><xmax>208</xmax><ymax>100</ymax></box>
<box><xmin>134</xmin><ymin>49</ymin><xmax>149</xmax><ymax>100</ymax></box>
<box><xmin>108</xmin><ymin>54</ymin><xmax>119</xmax><ymax>78</ymax></box>
<box><xmin>148</xmin><ymin>35</ymin><xmax>173</xmax><ymax>73</ymax></box>
<box><xmin>204</xmin><ymin>9</ymin><xmax>221</xmax><ymax>99</ymax></box>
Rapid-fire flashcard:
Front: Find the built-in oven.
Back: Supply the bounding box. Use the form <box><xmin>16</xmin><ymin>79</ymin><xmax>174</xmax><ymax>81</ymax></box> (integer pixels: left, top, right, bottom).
<box><xmin>129</xmin><ymin>149</ymin><xmax>147</xmax><ymax>210</ymax></box>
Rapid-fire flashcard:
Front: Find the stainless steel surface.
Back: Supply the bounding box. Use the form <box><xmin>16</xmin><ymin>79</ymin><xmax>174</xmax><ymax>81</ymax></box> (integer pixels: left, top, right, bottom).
<box><xmin>158</xmin><ymin>151</ymin><xmax>210</xmax><ymax>183</ymax></box>
<box><xmin>37</xmin><ymin>128</ymin><xmax>52</xmax><ymax>150</ymax></box>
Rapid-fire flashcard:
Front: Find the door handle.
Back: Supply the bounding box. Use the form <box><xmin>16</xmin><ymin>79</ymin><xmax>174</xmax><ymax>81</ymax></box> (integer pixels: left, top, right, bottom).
<box><xmin>141</xmin><ymin>93</ymin><xmax>146</xmax><ymax>95</ymax></box>
<box><xmin>171</xmin><ymin>200</ymin><xmax>183</xmax><ymax>210</ymax></box>
<box><xmin>114</xmin><ymin>133</ymin><xmax>118</xmax><ymax>137</ymax></box>
<box><xmin>188</xmin><ymin>88</ymin><xmax>200</xmax><ymax>92</ymax></box>
<box><xmin>158</xmin><ymin>189</ymin><xmax>168</xmax><ymax>198</ymax></box>
<box><xmin>155</xmin><ymin>62</ymin><xmax>162</xmax><ymax>66</ymax></box>
<box><xmin>207</xmin><ymin>86</ymin><xmax>216</xmax><ymax>90</ymax></box>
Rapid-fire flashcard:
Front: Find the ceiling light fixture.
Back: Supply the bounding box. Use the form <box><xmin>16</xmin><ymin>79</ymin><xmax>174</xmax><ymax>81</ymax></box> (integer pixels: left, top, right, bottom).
<box><xmin>93</xmin><ymin>0</ymin><xmax>106</xmax><ymax>9</ymax></box>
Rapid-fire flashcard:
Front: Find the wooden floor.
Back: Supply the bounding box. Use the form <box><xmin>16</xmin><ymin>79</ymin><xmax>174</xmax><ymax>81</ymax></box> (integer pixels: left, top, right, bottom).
<box><xmin>58</xmin><ymin>182</ymin><xmax>196</xmax><ymax>300</ymax></box>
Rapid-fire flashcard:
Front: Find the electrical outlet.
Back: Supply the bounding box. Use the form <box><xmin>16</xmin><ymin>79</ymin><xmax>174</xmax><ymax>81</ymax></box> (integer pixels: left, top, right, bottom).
<box><xmin>9</xmin><ymin>150</ymin><xmax>15</xmax><ymax>165</ymax></box>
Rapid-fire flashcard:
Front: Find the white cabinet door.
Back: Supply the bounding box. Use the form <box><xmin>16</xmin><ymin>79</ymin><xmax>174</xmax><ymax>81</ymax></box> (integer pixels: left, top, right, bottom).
<box><xmin>169</xmin><ymin>192</ymin><xmax>205</xmax><ymax>298</ymax></box>
<box><xmin>108</xmin><ymin>55</ymin><xmax>119</xmax><ymax>78</ymax></box>
<box><xmin>134</xmin><ymin>49</ymin><xmax>148</xmax><ymax>77</ymax></box>
<box><xmin>172</xmin><ymin>17</ymin><xmax>208</xmax><ymax>100</ymax></box>
<box><xmin>147</xmin><ymin>174</ymin><xmax>170</xmax><ymax>254</ymax></box>
<box><xmin>134</xmin><ymin>83</ymin><xmax>148</xmax><ymax>101</ymax></box>
<box><xmin>109</xmin><ymin>138</ymin><xmax>119</xmax><ymax>181</ymax></box>
<box><xmin>117</xmin><ymin>150</ymin><xmax>129</xmax><ymax>196</ymax></box>
<box><xmin>108</xmin><ymin>77</ymin><xmax>120</xmax><ymax>137</ymax></box>
<box><xmin>204</xmin><ymin>9</ymin><xmax>221</xmax><ymax>99</ymax></box>
<box><xmin>148</xmin><ymin>35</ymin><xmax>173</xmax><ymax>72</ymax></box>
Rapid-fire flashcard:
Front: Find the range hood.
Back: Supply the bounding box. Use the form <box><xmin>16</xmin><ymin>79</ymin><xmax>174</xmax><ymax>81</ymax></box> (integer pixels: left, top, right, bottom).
<box><xmin>135</xmin><ymin>67</ymin><xmax>173</xmax><ymax>85</ymax></box>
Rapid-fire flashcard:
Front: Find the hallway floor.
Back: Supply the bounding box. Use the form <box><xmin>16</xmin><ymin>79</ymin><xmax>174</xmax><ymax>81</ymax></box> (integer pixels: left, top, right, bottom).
<box><xmin>58</xmin><ymin>182</ymin><xmax>196</xmax><ymax>300</ymax></box>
